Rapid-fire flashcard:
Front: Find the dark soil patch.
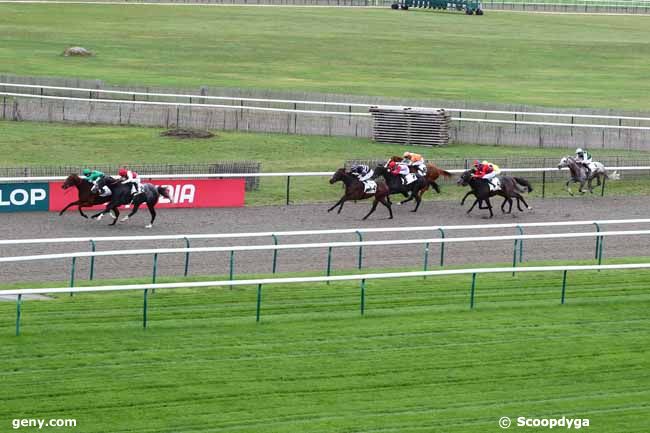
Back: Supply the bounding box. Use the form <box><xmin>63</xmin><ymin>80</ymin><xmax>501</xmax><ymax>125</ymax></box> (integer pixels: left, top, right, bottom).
<box><xmin>160</xmin><ymin>129</ymin><xmax>215</xmax><ymax>139</ymax></box>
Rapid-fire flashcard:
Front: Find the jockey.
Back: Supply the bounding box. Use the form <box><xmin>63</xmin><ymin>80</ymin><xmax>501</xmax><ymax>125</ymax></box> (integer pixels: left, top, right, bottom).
<box><xmin>118</xmin><ymin>168</ymin><xmax>143</xmax><ymax>197</ymax></box>
<box><xmin>472</xmin><ymin>160</ymin><xmax>501</xmax><ymax>188</ymax></box>
<box><xmin>388</xmin><ymin>160</ymin><xmax>410</xmax><ymax>182</ymax></box>
<box><xmin>403</xmin><ymin>151</ymin><xmax>427</xmax><ymax>176</ymax></box>
<box><xmin>575</xmin><ymin>148</ymin><xmax>593</xmax><ymax>174</ymax></box>
<box><xmin>82</xmin><ymin>168</ymin><xmax>110</xmax><ymax>197</ymax></box>
<box><xmin>350</xmin><ymin>164</ymin><xmax>374</xmax><ymax>182</ymax></box>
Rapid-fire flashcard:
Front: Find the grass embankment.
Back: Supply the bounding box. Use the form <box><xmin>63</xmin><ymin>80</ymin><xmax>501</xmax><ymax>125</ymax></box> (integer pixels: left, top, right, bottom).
<box><xmin>3</xmin><ymin>120</ymin><xmax>650</xmax><ymax>205</ymax></box>
<box><xmin>1</xmin><ymin>5</ymin><xmax>650</xmax><ymax>110</ymax></box>
<box><xmin>1</xmin><ymin>257</ymin><xmax>649</xmax><ymax>432</ymax></box>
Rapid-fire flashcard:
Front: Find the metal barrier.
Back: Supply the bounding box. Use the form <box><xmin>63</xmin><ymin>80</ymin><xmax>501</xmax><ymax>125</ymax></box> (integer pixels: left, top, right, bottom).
<box><xmin>5</xmin><ymin>261</ymin><xmax>650</xmax><ymax>335</ymax></box>
<box><xmin>1</xmin><ymin>218</ymin><xmax>649</xmax><ymax>278</ymax></box>
<box><xmin>1</xmin><ymin>229</ymin><xmax>649</xmax><ymax>294</ymax></box>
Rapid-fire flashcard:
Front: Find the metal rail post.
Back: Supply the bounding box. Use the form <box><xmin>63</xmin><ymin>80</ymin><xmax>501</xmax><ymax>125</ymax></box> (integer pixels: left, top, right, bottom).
<box><xmin>143</xmin><ymin>289</ymin><xmax>148</xmax><ymax>328</ymax></box>
<box><xmin>601</xmin><ymin>176</ymin><xmax>607</xmax><ymax>197</ymax></box>
<box><xmin>326</xmin><ymin>246</ymin><xmax>333</xmax><ymax>284</ymax></box>
<box><xmin>561</xmin><ymin>270</ymin><xmax>568</xmax><ymax>304</ymax></box>
<box><xmin>15</xmin><ymin>294</ymin><xmax>22</xmax><ymax>336</ymax></box>
<box><xmin>470</xmin><ymin>273</ymin><xmax>477</xmax><ymax>309</ymax></box>
<box><xmin>512</xmin><ymin>239</ymin><xmax>519</xmax><ymax>276</ymax></box>
<box><xmin>286</xmin><ymin>176</ymin><xmax>291</xmax><ymax>205</ymax></box>
<box><xmin>516</xmin><ymin>225</ymin><xmax>524</xmax><ymax>262</ymax></box>
<box><xmin>69</xmin><ymin>257</ymin><xmax>76</xmax><ymax>290</ymax></box>
<box><xmin>89</xmin><ymin>240</ymin><xmax>96</xmax><ymax>280</ymax></box>
<box><xmin>256</xmin><ymin>284</ymin><xmax>262</xmax><ymax>322</ymax></box>
<box><xmin>355</xmin><ymin>231</ymin><xmax>363</xmax><ymax>269</ymax></box>
<box><xmin>183</xmin><ymin>237</ymin><xmax>190</xmax><ymax>277</ymax></box>
<box><xmin>423</xmin><ymin>242</ymin><xmax>430</xmax><ymax>277</ymax></box>
<box><xmin>229</xmin><ymin>250</ymin><xmax>235</xmax><ymax>281</ymax></box>
<box><xmin>271</xmin><ymin>234</ymin><xmax>279</xmax><ymax>274</ymax></box>
<box><xmin>152</xmin><ymin>253</ymin><xmax>158</xmax><ymax>284</ymax></box>
<box><xmin>593</xmin><ymin>223</ymin><xmax>601</xmax><ymax>259</ymax></box>
<box><xmin>541</xmin><ymin>171</ymin><xmax>546</xmax><ymax>198</ymax></box>
<box><xmin>438</xmin><ymin>228</ymin><xmax>446</xmax><ymax>267</ymax></box>
<box><xmin>360</xmin><ymin>279</ymin><xmax>366</xmax><ymax>315</ymax></box>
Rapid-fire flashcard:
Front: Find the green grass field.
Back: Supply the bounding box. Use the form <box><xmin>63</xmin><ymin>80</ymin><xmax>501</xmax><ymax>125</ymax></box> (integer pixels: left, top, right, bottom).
<box><xmin>1</xmin><ymin>258</ymin><xmax>649</xmax><ymax>432</ymax></box>
<box><xmin>2</xmin><ymin>5</ymin><xmax>650</xmax><ymax>110</ymax></box>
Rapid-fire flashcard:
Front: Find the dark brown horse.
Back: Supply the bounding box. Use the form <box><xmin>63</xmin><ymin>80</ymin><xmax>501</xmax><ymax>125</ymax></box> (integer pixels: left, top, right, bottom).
<box><xmin>389</xmin><ymin>156</ymin><xmax>452</xmax><ymax>193</ymax></box>
<box><xmin>59</xmin><ymin>174</ymin><xmax>112</xmax><ymax>218</ymax></box>
<box><xmin>328</xmin><ymin>168</ymin><xmax>393</xmax><ymax>220</ymax></box>
<box><xmin>457</xmin><ymin>170</ymin><xmax>533</xmax><ymax>218</ymax></box>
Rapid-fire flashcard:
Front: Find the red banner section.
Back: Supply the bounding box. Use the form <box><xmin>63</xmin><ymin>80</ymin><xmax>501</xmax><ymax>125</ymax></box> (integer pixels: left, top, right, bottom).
<box><xmin>48</xmin><ymin>179</ymin><xmax>245</xmax><ymax>211</ymax></box>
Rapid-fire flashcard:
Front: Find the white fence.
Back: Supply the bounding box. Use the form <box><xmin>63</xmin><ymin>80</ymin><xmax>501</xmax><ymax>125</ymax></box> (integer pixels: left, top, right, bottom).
<box><xmin>4</xmin><ymin>85</ymin><xmax>650</xmax><ymax>131</ymax></box>
<box><xmin>6</xmin><ymin>261</ymin><xmax>650</xmax><ymax>335</ymax></box>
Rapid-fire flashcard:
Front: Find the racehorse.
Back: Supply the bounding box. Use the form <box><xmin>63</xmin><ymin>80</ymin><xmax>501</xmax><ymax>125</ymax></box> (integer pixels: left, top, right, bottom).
<box><xmin>389</xmin><ymin>156</ymin><xmax>452</xmax><ymax>193</ymax></box>
<box><xmin>457</xmin><ymin>170</ymin><xmax>533</xmax><ymax>218</ymax></box>
<box><xmin>558</xmin><ymin>156</ymin><xmax>610</xmax><ymax>195</ymax></box>
<box><xmin>91</xmin><ymin>176</ymin><xmax>171</xmax><ymax>228</ymax></box>
<box><xmin>373</xmin><ymin>165</ymin><xmax>428</xmax><ymax>212</ymax></box>
<box><xmin>328</xmin><ymin>168</ymin><xmax>393</xmax><ymax>220</ymax></box>
<box><xmin>59</xmin><ymin>174</ymin><xmax>112</xmax><ymax>218</ymax></box>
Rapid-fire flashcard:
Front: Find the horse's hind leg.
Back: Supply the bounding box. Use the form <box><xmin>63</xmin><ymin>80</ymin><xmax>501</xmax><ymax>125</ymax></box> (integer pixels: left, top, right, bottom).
<box><xmin>109</xmin><ymin>208</ymin><xmax>120</xmax><ymax>226</ymax></box>
<box><xmin>431</xmin><ymin>181</ymin><xmax>440</xmax><ymax>194</ymax></box>
<box><xmin>122</xmin><ymin>202</ymin><xmax>142</xmax><ymax>222</ymax></box>
<box><xmin>146</xmin><ymin>203</ymin><xmax>156</xmax><ymax>228</ymax></box>
<box><xmin>515</xmin><ymin>194</ymin><xmax>531</xmax><ymax>211</ymax></box>
<box><xmin>78</xmin><ymin>206</ymin><xmax>89</xmax><ymax>219</ymax></box>
<box><xmin>362</xmin><ymin>199</ymin><xmax>380</xmax><ymax>220</ymax></box>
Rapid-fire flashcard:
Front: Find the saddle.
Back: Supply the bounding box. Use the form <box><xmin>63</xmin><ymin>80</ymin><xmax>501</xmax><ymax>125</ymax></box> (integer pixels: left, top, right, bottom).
<box><xmin>402</xmin><ymin>173</ymin><xmax>418</xmax><ymax>185</ymax></box>
<box><xmin>362</xmin><ymin>180</ymin><xmax>377</xmax><ymax>193</ymax></box>
<box><xmin>487</xmin><ymin>177</ymin><xmax>501</xmax><ymax>192</ymax></box>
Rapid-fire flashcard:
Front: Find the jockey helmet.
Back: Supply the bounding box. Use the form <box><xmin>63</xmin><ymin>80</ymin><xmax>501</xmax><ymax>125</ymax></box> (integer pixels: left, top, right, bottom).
<box><xmin>388</xmin><ymin>160</ymin><xmax>396</xmax><ymax>169</ymax></box>
<box><xmin>403</xmin><ymin>151</ymin><xmax>411</xmax><ymax>158</ymax></box>
<box><xmin>118</xmin><ymin>168</ymin><xmax>128</xmax><ymax>177</ymax></box>
<box><xmin>473</xmin><ymin>160</ymin><xmax>480</xmax><ymax>167</ymax></box>
<box><xmin>82</xmin><ymin>168</ymin><xmax>91</xmax><ymax>176</ymax></box>
<box><xmin>576</xmin><ymin>148</ymin><xmax>584</xmax><ymax>154</ymax></box>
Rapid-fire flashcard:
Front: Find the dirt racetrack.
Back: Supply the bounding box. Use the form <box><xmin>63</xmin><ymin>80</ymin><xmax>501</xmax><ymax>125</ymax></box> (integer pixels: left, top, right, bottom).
<box><xmin>0</xmin><ymin>196</ymin><xmax>649</xmax><ymax>285</ymax></box>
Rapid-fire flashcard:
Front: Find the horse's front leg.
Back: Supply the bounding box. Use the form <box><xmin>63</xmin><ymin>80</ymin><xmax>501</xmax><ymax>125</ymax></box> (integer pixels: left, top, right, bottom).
<box><xmin>467</xmin><ymin>198</ymin><xmax>480</xmax><ymax>214</ymax></box>
<box><xmin>566</xmin><ymin>180</ymin><xmax>574</xmax><ymax>196</ymax></box>
<box><xmin>78</xmin><ymin>206</ymin><xmax>89</xmax><ymax>219</ymax></box>
<box><xmin>328</xmin><ymin>197</ymin><xmax>345</xmax><ymax>213</ymax></box>
<box><xmin>485</xmin><ymin>198</ymin><xmax>494</xmax><ymax>218</ymax></box>
<box><xmin>460</xmin><ymin>191</ymin><xmax>473</xmax><ymax>206</ymax></box>
<box><xmin>59</xmin><ymin>200</ymin><xmax>80</xmax><ymax>216</ymax></box>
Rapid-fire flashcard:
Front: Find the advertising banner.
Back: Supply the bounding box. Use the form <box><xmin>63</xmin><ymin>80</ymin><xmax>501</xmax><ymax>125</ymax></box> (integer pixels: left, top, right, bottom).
<box><xmin>48</xmin><ymin>178</ymin><xmax>245</xmax><ymax>211</ymax></box>
<box><xmin>0</xmin><ymin>183</ymin><xmax>50</xmax><ymax>212</ymax></box>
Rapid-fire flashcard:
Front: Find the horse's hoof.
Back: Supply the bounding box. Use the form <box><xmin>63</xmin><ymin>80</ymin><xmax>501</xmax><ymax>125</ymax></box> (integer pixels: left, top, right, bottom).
<box><xmin>145</xmin><ymin>224</ymin><xmax>152</xmax><ymax>229</ymax></box>
<box><xmin>110</xmin><ymin>211</ymin><xmax>116</xmax><ymax>219</ymax></box>
<box><xmin>96</xmin><ymin>214</ymin><xmax>103</xmax><ymax>221</ymax></box>
<box><xmin>121</xmin><ymin>216</ymin><xmax>129</xmax><ymax>222</ymax></box>
<box><xmin>396</xmin><ymin>202</ymin><xmax>402</xmax><ymax>206</ymax></box>
<box><xmin>527</xmin><ymin>206</ymin><xmax>533</xmax><ymax>210</ymax></box>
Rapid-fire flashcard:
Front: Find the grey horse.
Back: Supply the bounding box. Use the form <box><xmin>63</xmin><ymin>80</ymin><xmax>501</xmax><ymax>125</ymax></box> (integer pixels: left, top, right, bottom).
<box><xmin>558</xmin><ymin>156</ymin><xmax>610</xmax><ymax>195</ymax></box>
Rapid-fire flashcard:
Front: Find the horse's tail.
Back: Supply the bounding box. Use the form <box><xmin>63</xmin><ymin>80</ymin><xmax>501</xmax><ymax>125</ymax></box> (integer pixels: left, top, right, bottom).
<box><xmin>157</xmin><ymin>186</ymin><xmax>171</xmax><ymax>200</ymax></box>
<box><xmin>514</xmin><ymin>177</ymin><xmax>533</xmax><ymax>193</ymax></box>
<box><xmin>428</xmin><ymin>163</ymin><xmax>452</xmax><ymax>178</ymax></box>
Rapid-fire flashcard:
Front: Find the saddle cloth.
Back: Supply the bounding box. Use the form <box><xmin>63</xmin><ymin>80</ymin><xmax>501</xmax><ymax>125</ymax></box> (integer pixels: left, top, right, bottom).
<box><xmin>587</xmin><ymin>162</ymin><xmax>599</xmax><ymax>172</ymax></box>
<box><xmin>488</xmin><ymin>177</ymin><xmax>501</xmax><ymax>192</ymax></box>
<box><xmin>402</xmin><ymin>173</ymin><xmax>418</xmax><ymax>185</ymax></box>
<box><xmin>363</xmin><ymin>180</ymin><xmax>377</xmax><ymax>194</ymax></box>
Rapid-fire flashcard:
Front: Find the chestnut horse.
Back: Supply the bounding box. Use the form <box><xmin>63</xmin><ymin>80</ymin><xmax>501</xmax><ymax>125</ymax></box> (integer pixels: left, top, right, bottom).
<box><xmin>59</xmin><ymin>174</ymin><xmax>112</xmax><ymax>218</ymax></box>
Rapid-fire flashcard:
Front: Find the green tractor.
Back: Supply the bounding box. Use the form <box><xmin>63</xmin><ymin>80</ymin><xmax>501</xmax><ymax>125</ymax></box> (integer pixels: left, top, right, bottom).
<box><xmin>391</xmin><ymin>0</ymin><xmax>484</xmax><ymax>15</ymax></box>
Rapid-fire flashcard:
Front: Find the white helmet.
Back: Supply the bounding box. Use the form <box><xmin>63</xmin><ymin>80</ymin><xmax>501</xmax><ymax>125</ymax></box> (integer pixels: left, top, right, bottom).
<box><xmin>576</xmin><ymin>148</ymin><xmax>584</xmax><ymax>154</ymax></box>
